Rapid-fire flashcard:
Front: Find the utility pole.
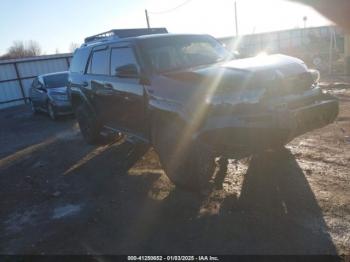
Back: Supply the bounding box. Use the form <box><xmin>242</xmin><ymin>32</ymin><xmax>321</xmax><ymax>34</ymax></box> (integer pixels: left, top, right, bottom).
<box><xmin>303</xmin><ymin>16</ymin><xmax>308</xmax><ymax>29</ymax></box>
<box><xmin>145</xmin><ymin>9</ymin><xmax>150</xmax><ymax>29</ymax></box>
<box><xmin>234</xmin><ymin>1</ymin><xmax>239</xmax><ymax>37</ymax></box>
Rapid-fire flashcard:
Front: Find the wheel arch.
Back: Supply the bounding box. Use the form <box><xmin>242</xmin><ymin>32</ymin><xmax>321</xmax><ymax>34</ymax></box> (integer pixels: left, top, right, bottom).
<box><xmin>148</xmin><ymin>106</ymin><xmax>187</xmax><ymax>146</ymax></box>
<box><xmin>70</xmin><ymin>90</ymin><xmax>96</xmax><ymax>116</ymax></box>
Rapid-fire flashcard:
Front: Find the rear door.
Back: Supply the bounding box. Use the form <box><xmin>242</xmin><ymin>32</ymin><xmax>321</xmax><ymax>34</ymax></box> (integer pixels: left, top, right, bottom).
<box><xmin>68</xmin><ymin>47</ymin><xmax>92</xmax><ymax>101</ymax></box>
<box><xmin>84</xmin><ymin>45</ymin><xmax>115</xmax><ymax>125</ymax></box>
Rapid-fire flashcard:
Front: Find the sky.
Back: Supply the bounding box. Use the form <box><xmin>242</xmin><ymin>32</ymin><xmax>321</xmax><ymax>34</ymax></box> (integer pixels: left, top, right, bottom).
<box><xmin>0</xmin><ymin>0</ymin><xmax>332</xmax><ymax>55</ymax></box>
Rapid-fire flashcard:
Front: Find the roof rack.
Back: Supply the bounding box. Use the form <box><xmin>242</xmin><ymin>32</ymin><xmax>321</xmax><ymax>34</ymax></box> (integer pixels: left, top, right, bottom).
<box><xmin>84</xmin><ymin>28</ymin><xmax>168</xmax><ymax>44</ymax></box>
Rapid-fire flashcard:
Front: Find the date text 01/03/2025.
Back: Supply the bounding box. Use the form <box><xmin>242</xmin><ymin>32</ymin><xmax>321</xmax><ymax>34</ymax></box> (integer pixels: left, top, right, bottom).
<box><xmin>127</xmin><ymin>255</ymin><xmax>219</xmax><ymax>261</ymax></box>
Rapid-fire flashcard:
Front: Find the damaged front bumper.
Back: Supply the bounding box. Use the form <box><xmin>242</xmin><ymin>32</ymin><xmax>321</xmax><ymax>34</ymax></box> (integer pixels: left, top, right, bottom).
<box><xmin>51</xmin><ymin>100</ymin><xmax>73</xmax><ymax>115</ymax></box>
<box><xmin>195</xmin><ymin>93</ymin><xmax>339</xmax><ymax>157</ymax></box>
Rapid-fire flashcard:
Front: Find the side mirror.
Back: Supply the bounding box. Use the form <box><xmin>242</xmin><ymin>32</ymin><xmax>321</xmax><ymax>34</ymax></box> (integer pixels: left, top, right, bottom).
<box><xmin>115</xmin><ymin>64</ymin><xmax>139</xmax><ymax>78</ymax></box>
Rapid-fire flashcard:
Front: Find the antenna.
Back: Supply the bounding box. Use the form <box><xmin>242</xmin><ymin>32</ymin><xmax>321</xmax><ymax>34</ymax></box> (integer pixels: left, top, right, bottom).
<box><xmin>145</xmin><ymin>9</ymin><xmax>151</xmax><ymax>29</ymax></box>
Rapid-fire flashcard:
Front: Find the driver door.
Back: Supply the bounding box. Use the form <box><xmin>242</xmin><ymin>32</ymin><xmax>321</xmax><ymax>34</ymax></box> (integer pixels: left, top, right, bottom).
<box><xmin>106</xmin><ymin>44</ymin><xmax>146</xmax><ymax>136</ymax></box>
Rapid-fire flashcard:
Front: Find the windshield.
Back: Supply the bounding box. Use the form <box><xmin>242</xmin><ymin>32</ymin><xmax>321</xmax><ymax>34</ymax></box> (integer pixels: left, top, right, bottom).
<box><xmin>140</xmin><ymin>35</ymin><xmax>232</xmax><ymax>73</ymax></box>
<box><xmin>43</xmin><ymin>73</ymin><xmax>68</xmax><ymax>88</ymax></box>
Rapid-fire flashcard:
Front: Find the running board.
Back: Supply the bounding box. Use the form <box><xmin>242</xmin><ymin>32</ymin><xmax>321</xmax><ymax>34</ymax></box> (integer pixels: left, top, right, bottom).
<box><xmin>101</xmin><ymin>125</ymin><xmax>149</xmax><ymax>144</ymax></box>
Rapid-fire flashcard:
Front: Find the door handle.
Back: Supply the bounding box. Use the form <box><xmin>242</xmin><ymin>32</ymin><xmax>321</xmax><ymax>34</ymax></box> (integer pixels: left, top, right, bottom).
<box><xmin>95</xmin><ymin>83</ymin><xmax>114</xmax><ymax>96</ymax></box>
<box><xmin>95</xmin><ymin>89</ymin><xmax>114</xmax><ymax>96</ymax></box>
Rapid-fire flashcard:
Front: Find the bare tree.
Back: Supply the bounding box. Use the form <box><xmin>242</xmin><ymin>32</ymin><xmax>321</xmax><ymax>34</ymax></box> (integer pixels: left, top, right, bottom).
<box><xmin>6</xmin><ymin>41</ymin><xmax>26</xmax><ymax>58</ymax></box>
<box><xmin>27</xmin><ymin>40</ymin><xmax>42</xmax><ymax>56</ymax></box>
<box><xmin>69</xmin><ymin>42</ymin><xmax>79</xmax><ymax>53</ymax></box>
<box><xmin>0</xmin><ymin>40</ymin><xmax>42</xmax><ymax>60</ymax></box>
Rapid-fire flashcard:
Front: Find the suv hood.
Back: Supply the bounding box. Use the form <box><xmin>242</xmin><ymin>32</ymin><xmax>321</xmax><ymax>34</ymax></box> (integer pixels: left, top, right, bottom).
<box><xmin>222</xmin><ymin>54</ymin><xmax>307</xmax><ymax>74</ymax></box>
<box><xmin>152</xmin><ymin>54</ymin><xmax>313</xmax><ymax>105</ymax></box>
<box><xmin>163</xmin><ymin>54</ymin><xmax>309</xmax><ymax>90</ymax></box>
<box><xmin>149</xmin><ymin>54</ymin><xmax>315</xmax><ymax>119</ymax></box>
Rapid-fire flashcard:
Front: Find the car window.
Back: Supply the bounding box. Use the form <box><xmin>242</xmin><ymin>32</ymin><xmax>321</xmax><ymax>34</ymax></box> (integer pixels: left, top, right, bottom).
<box><xmin>70</xmin><ymin>48</ymin><xmax>90</xmax><ymax>73</ymax></box>
<box><xmin>110</xmin><ymin>47</ymin><xmax>138</xmax><ymax>76</ymax></box>
<box><xmin>89</xmin><ymin>49</ymin><xmax>110</xmax><ymax>75</ymax></box>
<box><xmin>140</xmin><ymin>35</ymin><xmax>232</xmax><ymax>73</ymax></box>
<box><xmin>43</xmin><ymin>73</ymin><xmax>68</xmax><ymax>88</ymax></box>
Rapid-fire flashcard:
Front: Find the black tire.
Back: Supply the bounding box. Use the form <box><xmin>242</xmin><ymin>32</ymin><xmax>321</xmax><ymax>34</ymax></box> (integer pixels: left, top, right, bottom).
<box><xmin>152</xmin><ymin>116</ymin><xmax>215</xmax><ymax>191</ymax></box>
<box><xmin>30</xmin><ymin>99</ymin><xmax>39</xmax><ymax>114</ymax></box>
<box><xmin>75</xmin><ymin>104</ymin><xmax>101</xmax><ymax>144</ymax></box>
<box><xmin>47</xmin><ymin>102</ymin><xmax>57</xmax><ymax>120</ymax></box>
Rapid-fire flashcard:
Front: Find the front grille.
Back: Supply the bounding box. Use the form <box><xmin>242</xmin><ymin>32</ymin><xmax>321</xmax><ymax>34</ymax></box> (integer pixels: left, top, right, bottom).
<box><xmin>262</xmin><ymin>72</ymin><xmax>314</xmax><ymax>98</ymax></box>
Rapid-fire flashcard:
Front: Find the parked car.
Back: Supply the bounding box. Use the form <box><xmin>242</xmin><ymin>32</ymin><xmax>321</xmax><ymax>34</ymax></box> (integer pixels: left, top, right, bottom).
<box><xmin>68</xmin><ymin>28</ymin><xmax>339</xmax><ymax>190</ymax></box>
<box><xmin>29</xmin><ymin>71</ymin><xmax>72</xmax><ymax>120</ymax></box>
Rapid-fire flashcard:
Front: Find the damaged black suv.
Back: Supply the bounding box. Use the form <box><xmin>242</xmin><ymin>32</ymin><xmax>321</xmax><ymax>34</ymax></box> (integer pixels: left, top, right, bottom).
<box><xmin>68</xmin><ymin>28</ymin><xmax>339</xmax><ymax>190</ymax></box>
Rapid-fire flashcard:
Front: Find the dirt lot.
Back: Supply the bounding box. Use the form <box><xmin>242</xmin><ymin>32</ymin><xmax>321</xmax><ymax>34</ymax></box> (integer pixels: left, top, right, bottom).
<box><xmin>0</xmin><ymin>87</ymin><xmax>349</xmax><ymax>256</ymax></box>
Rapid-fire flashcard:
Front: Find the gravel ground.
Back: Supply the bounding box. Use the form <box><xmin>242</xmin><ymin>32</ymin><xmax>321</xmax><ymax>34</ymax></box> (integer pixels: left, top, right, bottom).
<box><xmin>0</xmin><ymin>87</ymin><xmax>349</xmax><ymax>257</ymax></box>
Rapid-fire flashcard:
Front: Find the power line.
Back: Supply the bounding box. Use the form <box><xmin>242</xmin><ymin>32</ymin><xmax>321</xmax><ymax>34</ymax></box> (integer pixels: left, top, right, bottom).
<box><xmin>148</xmin><ymin>0</ymin><xmax>193</xmax><ymax>15</ymax></box>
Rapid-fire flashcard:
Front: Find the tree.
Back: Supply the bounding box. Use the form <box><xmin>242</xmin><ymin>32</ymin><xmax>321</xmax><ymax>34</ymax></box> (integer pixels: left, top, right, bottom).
<box><xmin>6</xmin><ymin>41</ymin><xmax>27</xmax><ymax>59</ymax></box>
<box><xmin>69</xmin><ymin>42</ymin><xmax>79</xmax><ymax>53</ymax></box>
<box><xmin>0</xmin><ymin>40</ymin><xmax>42</xmax><ymax>60</ymax></box>
<box><xmin>26</xmin><ymin>40</ymin><xmax>42</xmax><ymax>56</ymax></box>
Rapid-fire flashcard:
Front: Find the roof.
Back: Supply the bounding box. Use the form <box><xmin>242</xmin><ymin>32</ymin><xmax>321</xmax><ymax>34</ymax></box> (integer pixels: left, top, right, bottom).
<box><xmin>82</xmin><ymin>28</ymin><xmax>168</xmax><ymax>46</ymax></box>
<box><xmin>80</xmin><ymin>33</ymin><xmax>211</xmax><ymax>49</ymax></box>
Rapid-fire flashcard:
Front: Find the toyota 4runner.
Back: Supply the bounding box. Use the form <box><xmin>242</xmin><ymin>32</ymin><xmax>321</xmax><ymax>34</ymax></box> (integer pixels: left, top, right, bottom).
<box><xmin>68</xmin><ymin>28</ymin><xmax>339</xmax><ymax>190</ymax></box>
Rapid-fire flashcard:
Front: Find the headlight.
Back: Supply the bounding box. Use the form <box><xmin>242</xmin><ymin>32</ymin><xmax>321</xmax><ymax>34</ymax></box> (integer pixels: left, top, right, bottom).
<box><xmin>51</xmin><ymin>94</ymin><xmax>68</xmax><ymax>101</ymax></box>
<box><xmin>309</xmin><ymin>69</ymin><xmax>320</xmax><ymax>84</ymax></box>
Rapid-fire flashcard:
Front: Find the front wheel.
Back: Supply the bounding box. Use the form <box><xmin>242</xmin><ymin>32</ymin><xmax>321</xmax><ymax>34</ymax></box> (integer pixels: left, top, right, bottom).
<box><xmin>75</xmin><ymin>104</ymin><xmax>102</xmax><ymax>144</ymax></box>
<box><xmin>30</xmin><ymin>99</ymin><xmax>39</xmax><ymax>114</ymax></box>
<box><xmin>152</xmin><ymin>116</ymin><xmax>216</xmax><ymax>191</ymax></box>
<box><xmin>47</xmin><ymin>102</ymin><xmax>57</xmax><ymax>120</ymax></box>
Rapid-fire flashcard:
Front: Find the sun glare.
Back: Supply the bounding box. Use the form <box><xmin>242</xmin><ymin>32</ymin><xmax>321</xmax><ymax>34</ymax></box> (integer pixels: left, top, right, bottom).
<box><xmin>256</xmin><ymin>51</ymin><xmax>268</xmax><ymax>57</ymax></box>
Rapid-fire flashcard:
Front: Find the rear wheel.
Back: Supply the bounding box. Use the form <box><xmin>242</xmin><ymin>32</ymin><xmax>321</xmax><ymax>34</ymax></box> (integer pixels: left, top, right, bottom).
<box><xmin>76</xmin><ymin>104</ymin><xmax>102</xmax><ymax>144</ymax></box>
<box><xmin>152</xmin><ymin>116</ymin><xmax>215</xmax><ymax>191</ymax></box>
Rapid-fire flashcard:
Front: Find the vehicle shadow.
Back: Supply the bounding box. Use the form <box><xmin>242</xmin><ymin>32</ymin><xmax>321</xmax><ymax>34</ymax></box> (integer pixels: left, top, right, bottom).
<box><xmin>14</xmin><ymin>138</ymin><xmax>338</xmax><ymax>256</ymax></box>
<box><xmin>103</xmin><ymin>147</ymin><xmax>339</xmax><ymax>255</ymax></box>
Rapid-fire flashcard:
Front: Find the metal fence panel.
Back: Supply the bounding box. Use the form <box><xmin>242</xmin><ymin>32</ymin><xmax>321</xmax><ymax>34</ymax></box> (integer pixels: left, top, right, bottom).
<box><xmin>0</xmin><ymin>53</ymin><xmax>72</xmax><ymax>109</ymax></box>
<box><xmin>17</xmin><ymin>58</ymin><xmax>68</xmax><ymax>78</ymax></box>
<box><xmin>0</xmin><ymin>81</ymin><xmax>23</xmax><ymax>109</ymax></box>
<box><xmin>0</xmin><ymin>64</ymin><xmax>17</xmax><ymax>81</ymax></box>
<box><xmin>21</xmin><ymin>78</ymin><xmax>36</xmax><ymax>97</ymax></box>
